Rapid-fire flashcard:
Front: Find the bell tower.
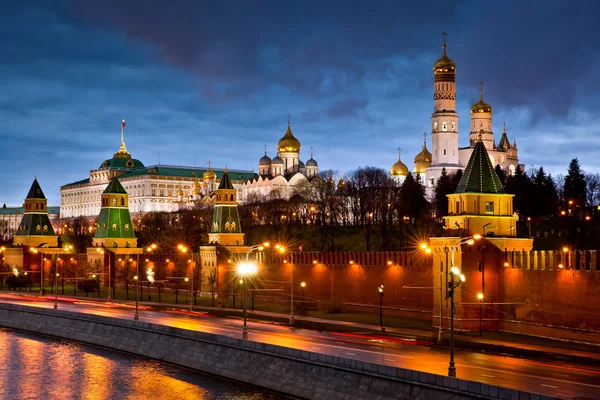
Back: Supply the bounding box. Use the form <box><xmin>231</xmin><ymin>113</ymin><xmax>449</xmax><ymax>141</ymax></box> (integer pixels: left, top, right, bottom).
<box><xmin>431</xmin><ymin>32</ymin><xmax>459</xmax><ymax>167</ymax></box>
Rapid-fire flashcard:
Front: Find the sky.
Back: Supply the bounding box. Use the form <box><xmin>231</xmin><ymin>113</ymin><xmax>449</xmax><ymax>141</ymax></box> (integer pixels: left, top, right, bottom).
<box><xmin>1</xmin><ymin>0</ymin><xmax>599</xmax><ymax>206</ymax></box>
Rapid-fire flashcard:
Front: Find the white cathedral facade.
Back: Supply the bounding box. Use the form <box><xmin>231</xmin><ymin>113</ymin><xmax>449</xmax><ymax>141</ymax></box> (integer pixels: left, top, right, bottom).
<box><xmin>391</xmin><ymin>35</ymin><xmax>520</xmax><ymax>187</ymax></box>
<box><xmin>240</xmin><ymin>119</ymin><xmax>319</xmax><ymax>202</ymax></box>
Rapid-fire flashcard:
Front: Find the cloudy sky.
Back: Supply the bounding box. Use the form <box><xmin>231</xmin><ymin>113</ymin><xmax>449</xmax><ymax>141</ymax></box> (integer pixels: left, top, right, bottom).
<box><xmin>1</xmin><ymin>0</ymin><xmax>599</xmax><ymax>206</ymax></box>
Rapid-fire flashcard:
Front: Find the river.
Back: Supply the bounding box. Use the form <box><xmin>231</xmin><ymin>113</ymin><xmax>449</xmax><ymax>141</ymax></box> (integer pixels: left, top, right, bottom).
<box><xmin>0</xmin><ymin>328</ymin><xmax>290</xmax><ymax>399</ymax></box>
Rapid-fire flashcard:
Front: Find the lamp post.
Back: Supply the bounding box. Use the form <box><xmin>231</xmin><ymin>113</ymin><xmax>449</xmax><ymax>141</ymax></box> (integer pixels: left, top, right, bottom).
<box><xmin>378</xmin><ymin>285</ymin><xmax>385</xmax><ymax>332</ymax></box>
<box><xmin>477</xmin><ymin>292</ymin><xmax>484</xmax><ymax>336</ymax></box>
<box><xmin>300</xmin><ymin>282</ymin><xmax>306</xmax><ymax>311</ymax></box>
<box><xmin>189</xmin><ymin>262</ymin><xmax>194</xmax><ymax>312</ymax></box>
<box><xmin>53</xmin><ymin>273</ymin><xmax>59</xmax><ymax>309</ymax></box>
<box><xmin>239</xmin><ymin>261</ymin><xmax>258</xmax><ymax>339</ymax></box>
<box><xmin>134</xmin><ymin>255</ymin><xmax>140</xmax><ymax>321</ymax></box>
<box><xmin>448</xmin><ymin>266</ymin><xmax>466</xmax><ymax>378</ymax></box>
<box><xmin>184</xmin><ymin>277</ymin><xmax>189</xmax><ymax>305</ymax></box>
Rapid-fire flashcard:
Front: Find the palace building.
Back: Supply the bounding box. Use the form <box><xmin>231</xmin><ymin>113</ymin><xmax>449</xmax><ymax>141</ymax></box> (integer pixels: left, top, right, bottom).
<box><xmin>391</xmin><ymin>34</ymin><xmax>521</xmax><ymax>187</ymax></box>
<box><xmin>60</xmin><ymin>120</ymin><xmax>256</xmax><ymax>218</ymax></box>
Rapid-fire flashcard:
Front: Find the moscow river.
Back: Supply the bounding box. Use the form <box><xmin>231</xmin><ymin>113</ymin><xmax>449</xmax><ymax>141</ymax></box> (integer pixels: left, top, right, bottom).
<box><xmin>0</xmin><ymin>328</ymin><xmax>289</xmax><ymax>400</ymax></box>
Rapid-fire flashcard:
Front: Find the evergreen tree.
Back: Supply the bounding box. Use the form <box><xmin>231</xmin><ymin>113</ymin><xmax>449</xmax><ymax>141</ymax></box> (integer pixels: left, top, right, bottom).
<box><xmin>505</xmin><ymin>165</ymin><xmax>534</xmax><ymax>217</ymax></box>
<box><xmin>495</xmin><ymin>164</ymin><xmax>507</xmax><ymax>186</ymax></box>
<box><xmin>449</xmin><ymin>169</ymin><xmax>463</xmax><ymax>192</ymax></box>
<box><xmin>544</xmin><ymin>173</ymin><xmax>559</xmax><ymax>217</ymax></box>
<box><xmin>434</xmin><ymin>167</ymin><xmax>452</xmax><ymax>217</ymax></box>
<box><xmin>399</xmin><ymin>172</ymin><xmax>427</xmax><ymax>219</ymax></box>
<box><xmin>564</xmin><ymin>158</ymin><xmax>586</xmax><ymax>209</ymax></box>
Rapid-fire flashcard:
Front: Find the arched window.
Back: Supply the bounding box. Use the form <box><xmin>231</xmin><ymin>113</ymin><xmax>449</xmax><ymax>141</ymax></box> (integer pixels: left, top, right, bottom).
<box><xmin>112</xmin><ymin>223</ymin><xmax>117</xmax><ymax>230</ymax></box>
<box><xmin>121</xmin><ymin>197</ymin><xmax>125</xmax><ymax>206</ymax></box>
<box><xmin>112</xmin><ymin>197</ymin><xmax>117</xmax><ymax>206</ymax></box>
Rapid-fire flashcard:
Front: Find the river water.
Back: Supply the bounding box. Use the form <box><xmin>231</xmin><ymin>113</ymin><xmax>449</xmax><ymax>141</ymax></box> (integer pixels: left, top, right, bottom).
<box><xmin>0</xmin><ymin>328</ymin><xmax>289</xmax><ymax>400</ymax></box>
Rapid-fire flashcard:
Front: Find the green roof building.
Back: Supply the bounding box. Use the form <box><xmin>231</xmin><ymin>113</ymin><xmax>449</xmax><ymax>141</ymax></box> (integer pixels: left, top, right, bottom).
<box><xmin>208</xmin><ymin>169</ymin><xmax>245</xmax><ymax>246</ymax></box>
<box><xmin>444</xmin><ymin>137</ymin><xmax>517</xmax><ymax>237</ymax></box>
<box><xmin>93</xmin><ymin>177</ymin><xmax>137</xmax><ymax>248</ymax></box>
<box><xmin>13</xmin><ymin>178</ymin><xmax>58</xmax><ymax>247</ymax></box>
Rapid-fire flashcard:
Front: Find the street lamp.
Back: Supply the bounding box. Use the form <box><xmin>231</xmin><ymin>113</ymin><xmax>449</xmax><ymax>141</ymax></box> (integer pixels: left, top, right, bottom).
<box><xmin>96</xmin><ymin>248</ymin><xmax>109</xmax><ymax>301</ymax></box>
<box><xmin>300</xmin><ymin>281</ymin><xmax>306</xmax><ymax>312</ymax></box>
<box><xmin>53</xmin><ymin>273</ymin><xmax>59</xmax><ymax>309</ymax></box>
<box><xmin>477</xmin><ymin>292</ymin><xmax>484</xmax><ymax>336</ymax></box>
<box><xmin>448</xmin><ymin>266</ymin><xmax>466</xmax><ymax>378</ymax></box>
<box><xmin>238</xmin><ymin>261</ymin><xmax>258</xmax><ymax>339</ymax></box>
<box><xmin>378</xmin><ymin>285</ymin><xmax>385</xmax><ymax>332</ymax></box>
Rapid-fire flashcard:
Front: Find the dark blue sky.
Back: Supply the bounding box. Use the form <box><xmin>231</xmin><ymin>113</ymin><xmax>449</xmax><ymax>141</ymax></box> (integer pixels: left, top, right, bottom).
<box><xmin>2</xmin><ymin>0</ymin><xmax>599</xmax><ymax>206</ymax></box>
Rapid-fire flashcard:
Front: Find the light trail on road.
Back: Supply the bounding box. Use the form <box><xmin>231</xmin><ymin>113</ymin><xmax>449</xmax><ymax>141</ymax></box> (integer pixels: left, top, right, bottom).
<box><xmin>1</xmin><ymin>294</ymin><xmax>599</xmax><ymax>399</ymax></box>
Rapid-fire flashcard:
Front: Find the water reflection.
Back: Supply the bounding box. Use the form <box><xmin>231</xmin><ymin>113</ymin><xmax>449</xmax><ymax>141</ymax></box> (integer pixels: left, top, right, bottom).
<box><xmin>0</xmin><ymin>328</ymin><xmax>287</xmax><ymax>400</ymax></box>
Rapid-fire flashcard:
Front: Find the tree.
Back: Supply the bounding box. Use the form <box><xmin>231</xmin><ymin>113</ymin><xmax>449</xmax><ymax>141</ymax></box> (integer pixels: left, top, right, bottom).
<box><xmin>207</xmin><ymin>269</ymin><xmax>217</xmax><ymax>306</ymax></box>
<box><xmin>564</xmin><ymin>158</ymin><xmax>586</xmax><ymax>210</ymax></box>
<box><xmin>495</xmin><ymin>165</ymin><xmax>507</xmax><ymax>186</ymax></box>
<box><xmin>585</xmin><ymin>173</ymin><xmax>600</xmax><ymax>212</ymax></box>
<box><xmin>434</xmin><ymin>168</ymin><xmax>452</xmax><ymax>217</ymax></box>
<box><xmin>449</xmin><ymin>169</ymin><xmax>463</xmax><ymax>193</ymax></box>
<box><xmin>398</xmin><ymin>172</ymin><xmax>427</xmax><ymax>220</ymax></box>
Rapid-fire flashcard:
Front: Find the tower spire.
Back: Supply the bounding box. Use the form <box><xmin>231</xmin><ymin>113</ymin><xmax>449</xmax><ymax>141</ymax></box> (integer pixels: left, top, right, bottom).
<box><xmin>310</xmin><ymin>147</ymin><xmax>314</xmax><ymax>158</ymax></box>
<box><xmin>398</xmin><ymin>147</ymin><xmax>402</xmax><ymax>160</ymax></box>
<box><xmin>441</xmin><ymin>31</ymin><xmax>448</xmax><ymax>55</ymax></box>
<box><xmin>121</xmin><ymin>117</ymin><xmax>125</xmax><ymax>144</ymax></box>
<box><xmin>287</xmin><ymin>114</ymin><xmax>291</xmax><ymax>125</ymax></box>
<box><xmin>480</xmin><ymin>81</ymin><xmax>484</xmax><ymax>101</ymax></box>
<box><xmin>423</xmin><ymin>132</ymin><xmax>427</xmax><ymax>147</ymax></box>
<box><xmin>264</xmin><ymin>144</ymin><xmax>267</xmax><ymax>156</ymax></box>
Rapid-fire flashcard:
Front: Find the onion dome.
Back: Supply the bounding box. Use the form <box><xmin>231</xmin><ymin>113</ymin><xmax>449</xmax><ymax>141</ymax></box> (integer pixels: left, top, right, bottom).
<box><xmin>259</xmin><ymin>154</ymin><xmax>272</xmax><ymax>166</ymax></box>
<box><xmin>414</xmin><ymin>135</ymin><xmax>432</xmax><ymax>174</ymax></box>
<box><xmin>192</xmin><ymin>178</ymin><xmax>201</xmax><ymax>194</ymax></box>
<box><xmin>390</xmin><ymin>149</ymin><xmax>409</xmax><ymax>176</ymax></box>
<box><xmin>470</xmin><ymin>83</ymin><xmax>492</xmax><ymax>114</ymax></box>
<box><xmin>306</xmin><ymin>148</ymin><xmax>318</xmax><ymax>167</ymax></box>
<box><xmin>433</xmin><ymin>34</ymin><xmax>456</xmax><ymax>82</ymax></box>
<box><xmin>203</xmin><ymin>164</ymin><xmax>216</xmax><ymax>180</ymax></box>
<box><xmin>272</xmin><ymin>154</ymin><xmax>284</xmax><ymax>165</ymax></box>
<box><xmin>277</xmin><ymin>119</ymin><xmax>300</xmax><ymax>153</ymax></box>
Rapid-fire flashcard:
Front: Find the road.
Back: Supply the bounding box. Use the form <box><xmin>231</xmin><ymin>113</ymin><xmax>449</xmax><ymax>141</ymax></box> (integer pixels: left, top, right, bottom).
<box><xmin>1</xmin><ymin>294</ymin><xmax>598</xmax><ymax>400</ymax></box>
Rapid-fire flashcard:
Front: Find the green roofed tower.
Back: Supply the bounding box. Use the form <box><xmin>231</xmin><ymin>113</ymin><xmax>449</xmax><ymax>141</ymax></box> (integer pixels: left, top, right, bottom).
<box><xmin>445</xmin><ymin>136</ymin><xmax>517</xmax><ymax>237</ymax></box>
<box><xmin>93</xmin><ymin>177</ymin><xmax>137</xmax><ymax>248</ymax></box>
<box><xmin>208</xmin><ymin>168</ymin><xmax>245</xmax><ymax>246</ymax></box>
<box><xmin>13</xmin><ymin>178</ymin><xmax>58</xmax><ymax>247</ymax></box>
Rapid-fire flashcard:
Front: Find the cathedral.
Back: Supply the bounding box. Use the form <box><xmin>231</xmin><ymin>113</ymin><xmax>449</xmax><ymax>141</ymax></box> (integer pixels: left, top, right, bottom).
<box><xmin>240</xmin><ymin>117</ymin><xmax>319</xmax><ymax>202</ymax></box>
<box><xmin>391</xmin><ymin>34</ymin><xmax>520</xmax><ymax>187</ymax></box>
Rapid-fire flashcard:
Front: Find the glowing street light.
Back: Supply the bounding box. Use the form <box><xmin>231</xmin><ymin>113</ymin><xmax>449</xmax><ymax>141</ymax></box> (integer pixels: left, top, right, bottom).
<box><xmin>448</xmin><ymin>266</ymin><xmax>466</xmax><ymax>377</ymax></box>
<box><xmin>477</xmin><ymin>292</ymin><xmax>484</xmax><ymax>336</ymax></box>
<box><xmin>378</xmin><ymin>285</ymin><xmax>385</xmax><ymax>332</ymax></box>
<box><xmin>238</xmin><ymin>261</ymin><xmax>258</xmax><ymax>339</ymax></box>
<box><xmin>54</xmin><ymin>273</ymin><xmax>60</xmax><ymax>310</ymax></box>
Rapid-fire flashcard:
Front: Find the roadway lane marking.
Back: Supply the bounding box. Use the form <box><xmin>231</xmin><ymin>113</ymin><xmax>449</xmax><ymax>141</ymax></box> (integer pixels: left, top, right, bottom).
<box><xmin>481</xmin><ymin>374</ymin><xmax>495</xmax><ymax>378</ymax></box>
<box><xmin>541</xmin><ymin>384</ymin><xmax>558</xmax><ymax>389</ymax></box>
<box><xmin>346</xmin><ymin>352</ymin><xmax>356</xmax><ymax>356</ymax></box>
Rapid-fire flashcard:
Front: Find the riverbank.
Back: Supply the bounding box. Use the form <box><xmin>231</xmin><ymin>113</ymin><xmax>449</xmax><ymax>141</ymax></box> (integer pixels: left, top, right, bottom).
<box><xmin>0</xmin><ymin>302</ymin><xmax>557</xmax><ymax>400</ymax></box>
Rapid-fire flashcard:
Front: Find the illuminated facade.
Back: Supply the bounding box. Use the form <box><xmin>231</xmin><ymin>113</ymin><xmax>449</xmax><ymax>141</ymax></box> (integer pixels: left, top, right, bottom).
<box><xmin>60</xmin><ymin>122</ymin><xmax>256</xmax><ymax>218</ymax></box>
<box><xmin>241</xmin><ymin>119</ymin><xmax>319</xmax><ymax>202</ymax></box>
<box><xmin>406</xmin><ymin>35</ymin><xmax>521</xmax><ymax>188</ymax></box>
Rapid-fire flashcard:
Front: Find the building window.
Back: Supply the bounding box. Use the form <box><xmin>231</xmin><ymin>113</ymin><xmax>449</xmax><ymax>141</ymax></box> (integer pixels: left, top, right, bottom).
<box><xmin>443</xmin><ymin>149</ymin><xmax>446</xmax><ymax>155</ymax></box>
<box><xmin>125</xmin><ymin>224</ymin><xmax>129</xmax><ymax>231</ymax></box>
<box><xmin>160</xmin><ymin>189</ymin><xmax>165</xmax><ymax>197</ymax></box>
<box><xmin>485</xmin><ymin>201</ymin><xmax>494</xmax><ymax>214</ymax></box>
<box><xmin>442</xmin><ymin>122</ymin><xmax>447</xmax><ymax>132</ymax></box>
<box><xmin>112</xmin><ymin>223</ymin><xmax>117</xmax><ymax>230</ymax></box>
<box><xmin>121</xmin><ymin>197</ymin><xmax>125</xmax><ymax>206</ymax></box>
<box><xmin>455</xmin><ymin>200</ymin><xmax>460</xmax><ymax>213</ymax></box>
<box><xmin>151</xmin><ymin>188</ymin><xmax>156</xmax><ymax>197</ymax></box>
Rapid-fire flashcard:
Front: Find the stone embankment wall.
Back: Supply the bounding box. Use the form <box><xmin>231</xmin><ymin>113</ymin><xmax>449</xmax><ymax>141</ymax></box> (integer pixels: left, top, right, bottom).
<box><xmin>0</xmin><ymin>303</ymin><xmax>555</xmax><ymax>400</ymax></box>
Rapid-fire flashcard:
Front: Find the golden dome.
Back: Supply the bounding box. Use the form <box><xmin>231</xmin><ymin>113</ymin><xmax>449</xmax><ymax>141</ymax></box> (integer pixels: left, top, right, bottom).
<box><xmin>414</xmin><ymin>139</ymin><xmax>432</xmax><ymax>174</ymax></box>
<box><xmin>433</xmin><ymin>44</ymin><xmax>456</xmax><ymax>73</ymax></box>
<box><xmin>390</xmin><ymin>150</ymin><xmax>409</xmax><ymax>176</ymax></box>
<box><xmin>278</xmin><ymin>122</ymin><xmax>300</xmax><ymax>153</ymax></box>
<box><xmin>470</xmin><ymin>84</ymin><xmax>492</xmax><ymax>114</ymax></box>
<box><xmin>203</xmin><ymin>168</ymin><xmax>216</xmax><ymax>180</ymax></box>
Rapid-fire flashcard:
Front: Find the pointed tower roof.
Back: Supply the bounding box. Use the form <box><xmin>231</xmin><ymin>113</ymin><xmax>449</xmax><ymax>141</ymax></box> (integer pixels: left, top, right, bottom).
<box><xmin>217</xmin><ymin>168</ymin><xmax>234</xmax><ymax>190</ymax></box>
<box><xmin>26</xmin><ymin>178</ymin><xmax>46</xmax><ymax>199</ymax></box>
<box><xmin>456</xmin><ymin>137</ymin><xmax>505</xmax><ymax>194</ymax></box>
<box><xmin>498</xmin><ymin>123</ymin><xmax>510</xmax><ymax>150</ymax></box>
<box><xmin>103</xmin><ymin>177</ymin><xmax>127</xmax><ymax>194</ymax></box>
